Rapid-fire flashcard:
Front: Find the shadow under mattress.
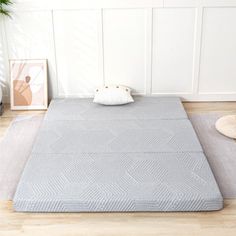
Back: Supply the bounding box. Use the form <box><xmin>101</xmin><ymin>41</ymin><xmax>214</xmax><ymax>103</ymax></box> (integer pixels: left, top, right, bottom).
<box><xmin>13</xmin><ymin>97</ymin><xmax>223</xmax><ymax>212</ymax></box>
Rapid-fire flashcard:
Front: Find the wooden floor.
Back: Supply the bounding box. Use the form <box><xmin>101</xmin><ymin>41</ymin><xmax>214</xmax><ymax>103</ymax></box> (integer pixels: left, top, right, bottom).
<box><xmin>0</xmin><ymin>102</ymin><xmax>236</xmax><ymax>236</ymax></box>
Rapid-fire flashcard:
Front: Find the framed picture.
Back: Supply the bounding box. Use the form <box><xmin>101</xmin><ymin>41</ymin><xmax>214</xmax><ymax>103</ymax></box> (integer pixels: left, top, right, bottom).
<box><xmin>10</xmin><ymin>59</ymin><xmax>48</xmax><ymax>110</ymax></box>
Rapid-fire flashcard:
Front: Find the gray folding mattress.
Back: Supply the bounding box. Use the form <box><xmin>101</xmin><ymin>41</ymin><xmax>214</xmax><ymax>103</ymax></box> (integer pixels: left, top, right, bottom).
<box><xmin>13</xmin><ymin>97</ymin><xmax>223</xmax><ymax>212</ymax></box>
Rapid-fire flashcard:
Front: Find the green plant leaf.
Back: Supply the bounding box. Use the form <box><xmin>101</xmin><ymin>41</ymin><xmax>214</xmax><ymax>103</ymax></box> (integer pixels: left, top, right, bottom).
<box><xmin>0</xmin><ymin>0</ymin><xmax>13</xmax><ymax>5</ymax></box>
<box><xmin>0</xmin><ymin>0</ymin><xmax>13</xmax><ymax>17</ymax></box>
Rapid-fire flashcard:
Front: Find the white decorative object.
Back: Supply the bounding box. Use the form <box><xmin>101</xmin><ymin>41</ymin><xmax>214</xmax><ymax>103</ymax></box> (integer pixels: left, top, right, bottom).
<box><xmin>93</xmin><ymin>85</ymin><xmax>134</xmax><ymax>105</ymax></box>
<box><xmin>10</xmin><ymin>59</ymin><xmax>48</xmax><ymax>110</ymax></box>
<box><xmin>215</xmin><ymin>115</ymin><xmax>236</xmax><ymax>139</ymax></box>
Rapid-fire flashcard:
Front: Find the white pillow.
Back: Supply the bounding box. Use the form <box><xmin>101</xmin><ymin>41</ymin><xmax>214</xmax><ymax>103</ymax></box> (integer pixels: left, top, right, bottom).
<box><xmin>93</xmin><ymin>85</ymin><xmax>134</xmax><ymax>105</ymax></box>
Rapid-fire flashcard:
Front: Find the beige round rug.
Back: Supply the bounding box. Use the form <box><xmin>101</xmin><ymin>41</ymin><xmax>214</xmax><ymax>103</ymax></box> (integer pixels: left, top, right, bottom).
<box><xmin>215</xmin><ymin>115</ymin><xmax>236</xmax><ymax>139</ymax></box>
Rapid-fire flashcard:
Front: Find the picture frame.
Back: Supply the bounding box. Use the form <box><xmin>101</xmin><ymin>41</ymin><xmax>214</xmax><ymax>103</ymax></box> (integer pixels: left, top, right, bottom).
<box><xmin>10</xmin><ymin>59</ymin><xmax>48</xmax><ymax>110</ymax></box>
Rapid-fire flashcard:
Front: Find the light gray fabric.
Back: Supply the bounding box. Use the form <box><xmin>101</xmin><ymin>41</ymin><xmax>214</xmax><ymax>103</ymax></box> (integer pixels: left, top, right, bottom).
<box><xmin>1</xmin><ymin>112</ymin><xmax>234</xmax><ymax>202</ymax></box>
<box><xmin>32</xmin><ymin>119</ymin><xmax>203</xmax><ymax>154</ymax></box>
<box><xmin>44</xmin><ymin>97</ymin><xmax>188</xmax><ymax>121</ymax></box>
<box><xmin>0</xmin><ymin>115</ymin><xmax>44</xmax><ymax>200</ymax></box>
<box><xmin>13</xmin><ymin>97</ymin><xmax>223</xmax><ymax>212</ymax></box>
<box><xmin>189</xmin><ymin>113</ymin><xmax>236</xmax><ymax>198</ymax></box>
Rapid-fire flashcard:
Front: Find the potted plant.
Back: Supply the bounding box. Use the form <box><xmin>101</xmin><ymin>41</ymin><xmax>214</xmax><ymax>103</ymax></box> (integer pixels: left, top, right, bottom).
<box><xmin>0</xmin><ymin>0</ymin><xmax>13</xmax><ymax>17</ymax></box>
<box><xmin>0</xmin><ymin>0</ymin><xmax>12</xmax><ymax>115</ymax></box>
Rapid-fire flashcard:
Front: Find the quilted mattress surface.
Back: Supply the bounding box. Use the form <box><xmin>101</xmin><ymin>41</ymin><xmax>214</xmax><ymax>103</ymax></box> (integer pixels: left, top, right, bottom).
<box><xmin>13</xmin><ymin>97</ymin><xmax>223</xmax><ymax>212</ymax></box>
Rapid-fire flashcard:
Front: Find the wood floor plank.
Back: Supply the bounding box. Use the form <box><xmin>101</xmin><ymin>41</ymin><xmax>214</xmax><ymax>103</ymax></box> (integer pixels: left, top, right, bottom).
<box><xmin>0</xmin><ymin>200</ymin><xmax>236</xmax><ymax>236</ymax></box>
<box><xmin>183</xmin><ymin>102</ymin><xmax>236</xmax><ymax>114</ymax></box>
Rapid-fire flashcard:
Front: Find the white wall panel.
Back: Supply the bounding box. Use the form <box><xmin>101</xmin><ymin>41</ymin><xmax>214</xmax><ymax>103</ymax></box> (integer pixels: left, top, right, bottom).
<box><xmin>5</xmin><ymin>11</ymin><xmax>57</xmax><ymax>98</ymax></box>
<box><xmin>0</xmin><ymin>19</ymin><xmax>9</xmax><ymax>102</ymax></box>
<box><xmin>53</xmin><ymin>10</ymin><xmax>102</xmax><ymax>96</ymax></box>
<box><xmin>152</xmin><ymin>8</ymin><xmax>196</xmax><ymax>94</ymax></box>
<box><xmin>1</xmin><ymin>1</ymin><xmax>236</xmax><ymax>102</ymax></box>
<box><xmin>103</xmin><ymin>9</ymin><xmax>146</xmax><ymax>93</ymax></box>
<box><xmin>164</xmin><ymin>0</ymin><xmax>199</xmax><ymax>7</ymax></box>
<box><xmin>199</xmin><ymin>7</ymin><xmax>236</xmax><ymax>94</ymax></box>
<box><xmin>13</xmin><ymin>0</ymin><xmax>164</xmax><ymax>10</ymax></box>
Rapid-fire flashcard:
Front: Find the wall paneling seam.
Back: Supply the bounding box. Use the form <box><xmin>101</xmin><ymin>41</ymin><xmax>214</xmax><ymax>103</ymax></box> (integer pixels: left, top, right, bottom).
<box><xmin>99</xmin><ymin>8</ymin><xmax>105</xmax><ymax>87</ymax></box>
<box><xmin>192</xmin><ymin>6</ymin><xmax>203</xmax><ymax>95</ymax></box>
<box><xmin>2</xmin><ymin>18</ymin><xmax>10</xmax><ymax>99</ymax></box>
<box><xmin>145</xmin><ymin>8</ymin><xmax>153</xmax><ymax>95</ymax></box>
<box><xmin>51</xmin><ymin>10</ymin><xmax>59</xmax><ymax>98</ymax></box>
